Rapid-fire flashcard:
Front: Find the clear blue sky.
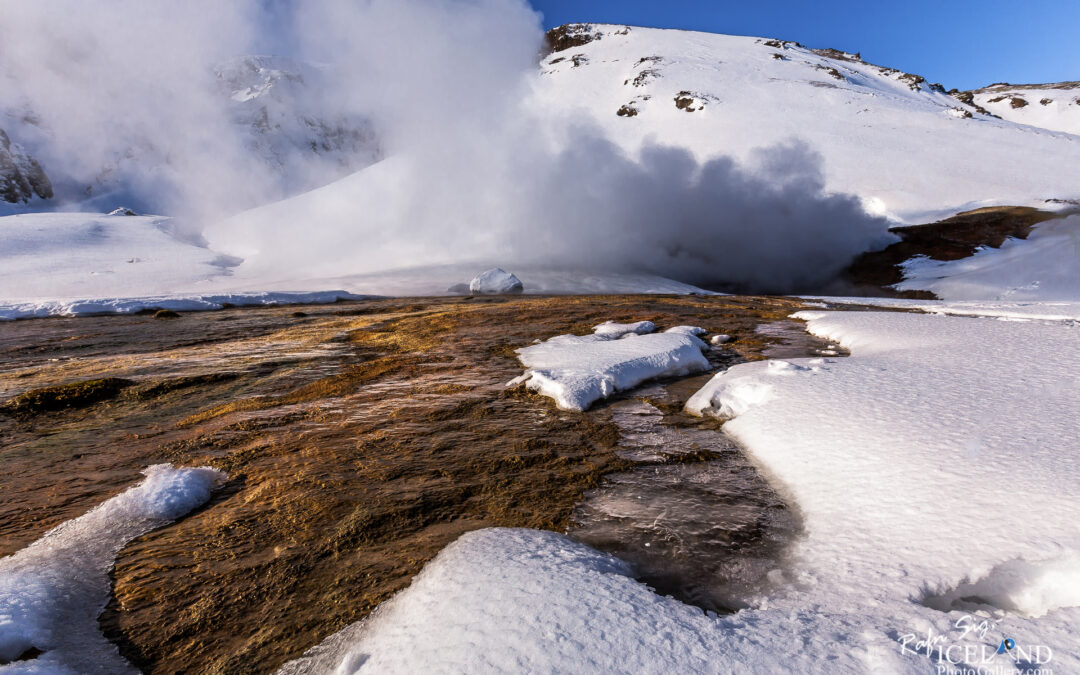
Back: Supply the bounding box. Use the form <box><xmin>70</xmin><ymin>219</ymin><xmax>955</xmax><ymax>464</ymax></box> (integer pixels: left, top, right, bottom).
<box><xmin>529</xmin><ymin>0</ymin><xmax>1080</xmax><ymax>90</ymax></box>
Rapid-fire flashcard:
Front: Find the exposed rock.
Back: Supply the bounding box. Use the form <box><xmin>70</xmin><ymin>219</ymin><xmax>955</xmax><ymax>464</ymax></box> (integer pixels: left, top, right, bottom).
<box><xmin>816</xmin><ymin>65</ymin><xmax>845</xmax><ymax>82</ymax></box>
<box><xmin>545</xmin><ymin>23</ymin><xmax>602</xmax><ymax>54</ymax></box>
<box><xmin>810</xmin><ymin>47</ymin><xmax>862</xmax><ymax>63</ymax></box>
<box><xmin>616</xmin><ymin>104</ymin><xmax>639</xmax><ymax>117</ymax></box>
<box><xmin>0</xmin><ymin>128</ymin><xmax>52</xmax><ymax>203</ymax></box>
<box><xmin>469</xmin><ymin>268</ymin><xmax>524</xmax><ymax>295</ymax></box>
<box><xmin>108</xmin><ymin>207</ymin><xmax>138</xmax><ymax>216</ymax></box>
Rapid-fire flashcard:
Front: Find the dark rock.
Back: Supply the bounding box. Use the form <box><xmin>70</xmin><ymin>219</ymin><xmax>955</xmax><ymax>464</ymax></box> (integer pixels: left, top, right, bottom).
<box><xmin>545</xmin><ymin>24</ymin><xmax>601</xmax><ymax>54</ymax></box>
<box><xmin>0</xmin><ymin>128</ymin><xmax>53</xmax><ymax>204</ymax></box>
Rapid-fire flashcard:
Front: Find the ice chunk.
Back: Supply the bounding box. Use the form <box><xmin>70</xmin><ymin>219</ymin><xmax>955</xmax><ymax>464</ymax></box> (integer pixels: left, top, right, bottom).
<box><xmin>662</xmin><ymin>325</ymin><xmax>706</xmax><ymax>336</ymax></box>
<box><xmin>468</xmin><ymin>267</ymin><xmax>523</xmax><ymax>294</ymax></box>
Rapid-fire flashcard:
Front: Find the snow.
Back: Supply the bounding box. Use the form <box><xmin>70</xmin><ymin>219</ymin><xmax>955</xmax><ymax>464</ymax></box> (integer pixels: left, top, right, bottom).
<box><xmin>468</xmin><ymin>267</ymin><xmax>523</xmax><ymax>294</ymax></box>
<box><xmin>661</xmin><ymin>324</ymin><xmax>706</xmax><ymax>336</ymax></box>
<box><xmin>286</xmin><ymin>309</ymin><xmax>1080</xmax><ymax>674</ymax></box>
<box><xmin>969</xmin><ymin>83</ymin><xmax>1080</xmax><ymax>137</ymax></box>
<box><xmin>592</xmin><ymin>319</ymin><xmax>655</xmax><ymax>338</ymax></box>
<box><xmin>532</xmin><ymin>25</ymin><xmax>1080</xmax><ymax>223</ymax></box>
<box><xmin>0</xmin><ymin>464</ymin><xmax>225</xmax><ymax>673</ymax></box>
<box><xmin>509</xmin><ymin>321</ymin><xmax>709</xmax><ymax>411</ymax></box>
<box><xmin>0</xmin><ymin>290</ymin><xmax>365</xmax><ymax>321</ymax></box>
<box><xmin>0</xmin><ymin>212</ymin><xmax>237</xmax><ymax>301</ymax></box>
<box><xmin>894</xmin><ymin>214</ymin><xmax>1080</xmax><ymax>301</ymax></box>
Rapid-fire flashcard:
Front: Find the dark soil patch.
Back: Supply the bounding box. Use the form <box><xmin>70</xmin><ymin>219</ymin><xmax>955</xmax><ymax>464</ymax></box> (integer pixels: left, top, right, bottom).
<box><xmin>2</xmin><ymin>377</ymin><xmax>134</xmax><ymax>414</ymax></box>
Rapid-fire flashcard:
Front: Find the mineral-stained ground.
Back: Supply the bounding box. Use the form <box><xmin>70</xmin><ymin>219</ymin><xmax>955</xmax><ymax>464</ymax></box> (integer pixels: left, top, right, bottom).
<box><xmin>0</xmin><ymin>295</ymin><xmax>843</xmax><ymax>673</ymax></box>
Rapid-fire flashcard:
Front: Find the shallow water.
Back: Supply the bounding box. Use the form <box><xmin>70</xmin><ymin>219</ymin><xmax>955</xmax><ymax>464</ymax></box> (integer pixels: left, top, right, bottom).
<box><xmin>571</xmin><ymin>392</ymin><xmax>798</xmax><ymax>613</ymax></box>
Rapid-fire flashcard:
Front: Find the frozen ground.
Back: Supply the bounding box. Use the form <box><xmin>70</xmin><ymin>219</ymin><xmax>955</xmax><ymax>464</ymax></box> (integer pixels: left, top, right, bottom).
<box><xmin>283</xmin><ymin>309</ymin><xmax>1079</xmax><ymax>674</ymax></box>
<box><xmin>0</xmin><ymin>465</ymin><xmax>224</xmax><ymax>674</ymax></box>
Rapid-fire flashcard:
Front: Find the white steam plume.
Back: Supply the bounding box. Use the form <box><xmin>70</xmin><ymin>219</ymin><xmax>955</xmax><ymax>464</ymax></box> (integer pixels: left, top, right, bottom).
<box><xmin>2</xmin><ymin>0</ymin><xmax>895</xmax><ymax>292</ymax></box>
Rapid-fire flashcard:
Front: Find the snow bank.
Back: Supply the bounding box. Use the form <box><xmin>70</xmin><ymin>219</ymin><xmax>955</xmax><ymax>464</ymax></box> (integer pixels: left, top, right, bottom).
<box><xmin>468</xmin><ymin>268</ymin><xmax>523</xmax><ymax>294</ymax></box>
<box><xmin>895</xmin><ymin>214</ymin><xmax>1080</xmax><ymax>302</ymax></box>
<box><xmin>0</xmin><ymin>290</ymin><xmax>365</xmax><ymax>321</ymax></box>
<box><xmin>0</xmin><ymin>464</ymin><xmax>224</xmax><ymax>673</ymax></box>
<box><xmin>688</xmin><ymin>310</ymin><xmax>1080</xmax><ymax>667</ymax></box>
<box><xmin>510</xmin><ymin>322</ymin><xmax>709</xmax><ymax>411</ymax></box>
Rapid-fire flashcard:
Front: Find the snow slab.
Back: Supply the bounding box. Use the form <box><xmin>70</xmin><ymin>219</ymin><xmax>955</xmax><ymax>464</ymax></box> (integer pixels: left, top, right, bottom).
<box><xmin>0</xmin><ymin>464</ymin><xmax>225</xmax><ymax>673</ymax></box>
<box><xmin>284</xmin><ymin>309</ymin><xmax>1080</xmax><ymax>674</ymax></box>
<box><xmin>510</xmin><ymin>323</ymin><xmax>709</xmax><ymax>411</ymax></box>
<box><xmin>894</xmin><ymin>214</ymin><xmax>1080</xmax><ymax>302</ymax></box>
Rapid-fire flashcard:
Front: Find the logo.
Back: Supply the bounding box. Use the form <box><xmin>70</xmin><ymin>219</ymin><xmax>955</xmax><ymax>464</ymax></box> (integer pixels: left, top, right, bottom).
<box><xmin>898</xmin><ymin>615</ymin><xmax>1054</xmax><ymax>675</ymax></box>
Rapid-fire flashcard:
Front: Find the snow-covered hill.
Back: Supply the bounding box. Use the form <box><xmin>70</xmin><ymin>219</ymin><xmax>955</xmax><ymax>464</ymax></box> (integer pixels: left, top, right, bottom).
<box><xmin>960</xmin><ymin>81</ymin><xmax>1080</xmax><ymax>136</ymax></box>
<box><xmin>532</xmin><ymin>24</ymin><xmax>1080</xmax><ymax>221</ymax></box>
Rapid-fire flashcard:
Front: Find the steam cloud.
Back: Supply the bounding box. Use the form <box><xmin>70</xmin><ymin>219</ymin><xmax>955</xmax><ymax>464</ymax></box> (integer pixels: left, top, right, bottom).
<box><xmin>0</xmin><ymin>0</ymin><xmax>896</xmax><ymax>293</ymax></box>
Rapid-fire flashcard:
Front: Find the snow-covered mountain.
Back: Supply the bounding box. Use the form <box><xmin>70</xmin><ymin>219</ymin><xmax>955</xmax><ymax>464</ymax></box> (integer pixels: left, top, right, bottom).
<box><xmin>0</xmin><ymin>56</ymin><xmax>380</xmax><ymax>210</ymax></box>
<box><xmin>214</xmin><ymin>55</ymin><xmax>381</xmax><ymax>198</ymax></box>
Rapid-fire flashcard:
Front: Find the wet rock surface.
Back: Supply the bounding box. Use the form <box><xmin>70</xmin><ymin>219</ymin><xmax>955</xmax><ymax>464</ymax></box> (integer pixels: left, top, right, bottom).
<box><xmin>1</xmin><ymin>295</ymin><xmax>829</xmax><ymax>673</ymax></box>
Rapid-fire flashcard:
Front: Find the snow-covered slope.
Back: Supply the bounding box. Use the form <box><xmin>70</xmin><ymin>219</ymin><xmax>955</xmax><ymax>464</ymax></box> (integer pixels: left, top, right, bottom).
<box><xmin>0</xmin><ymin>212</ymin><xmax>238</xmax><ymax>301</ymax></box>
<box><xmin>532</xmin><ymin>24</ymin><xmax>1080</xmax><ymax>221</ymax></box>
<box><xmin>895</xmin><ymin>214</ymin><xmax>1080</xmax><ymax>301</ymax></box>
<box><xmin>961</xmin><ymin>81</ymin><xmax>1080</xmax><ymax>136</ymax></box>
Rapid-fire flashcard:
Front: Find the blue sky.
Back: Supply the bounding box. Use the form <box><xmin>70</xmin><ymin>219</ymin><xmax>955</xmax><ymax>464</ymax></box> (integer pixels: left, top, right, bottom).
<box><xmin>529</xmin><ymin>0</ymin><xmax>1080</xmax><ymax>90</ymax></box>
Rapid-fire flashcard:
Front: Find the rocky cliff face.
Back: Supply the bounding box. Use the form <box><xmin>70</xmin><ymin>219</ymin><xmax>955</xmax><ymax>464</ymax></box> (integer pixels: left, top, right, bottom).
<box><xmin>0</xmin><ymin>128</ymin><xmax>52</xmax><ymax>203</ymax></box>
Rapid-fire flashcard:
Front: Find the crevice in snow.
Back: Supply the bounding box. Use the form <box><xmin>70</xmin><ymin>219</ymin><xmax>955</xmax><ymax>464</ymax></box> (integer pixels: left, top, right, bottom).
<box><xmin>921</xmin><ymin>553</ymin><xmax>1080</xmax><ymax>618</ymax></box>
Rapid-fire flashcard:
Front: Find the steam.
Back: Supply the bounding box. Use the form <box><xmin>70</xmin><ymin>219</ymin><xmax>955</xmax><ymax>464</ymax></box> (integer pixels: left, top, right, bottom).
<box><xmin>0</xmin><ymin>0</ymin><xmax>896</xmax><ymax>293</ymax></box>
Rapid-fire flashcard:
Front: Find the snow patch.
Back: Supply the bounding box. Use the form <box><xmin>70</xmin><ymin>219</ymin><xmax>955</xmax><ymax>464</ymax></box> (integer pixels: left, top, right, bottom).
<box><xmin>511</xmin><ymin>321</ymin><xmax>709</xmax><ymax>411</ymax></box>
<box><xmin>0</xmin><ymin>464</ymin><xmax>225</xmax><ymax>673</ymax></box>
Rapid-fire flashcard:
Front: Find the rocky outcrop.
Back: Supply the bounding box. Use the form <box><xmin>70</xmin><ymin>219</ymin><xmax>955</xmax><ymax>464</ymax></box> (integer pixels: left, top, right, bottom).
<box><xmin>0</xmin><ymin>128</ymin><xmax>52</xmax><ymax>203</ymax></box>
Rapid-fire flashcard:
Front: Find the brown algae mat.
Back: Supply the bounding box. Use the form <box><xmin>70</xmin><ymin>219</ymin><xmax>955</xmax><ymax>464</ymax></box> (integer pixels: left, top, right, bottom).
<box><xmin>0</xmin><ymin>294</ymin><xmax>831</xmax><ymax>673</ymax></box>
